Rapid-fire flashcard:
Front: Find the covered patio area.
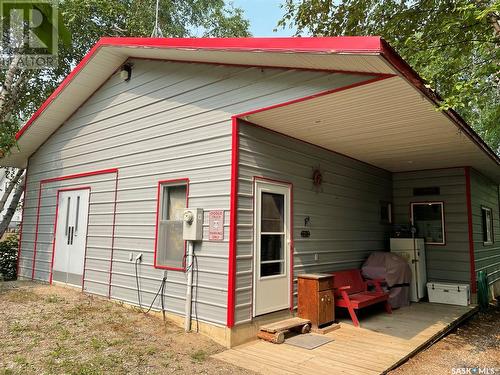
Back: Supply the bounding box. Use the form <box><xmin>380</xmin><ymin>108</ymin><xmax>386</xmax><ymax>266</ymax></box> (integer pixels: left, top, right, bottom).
<box><xmin>214</xmin><ymin>303</ymin><xmax>477</xmax><ymax>374</ymax></box>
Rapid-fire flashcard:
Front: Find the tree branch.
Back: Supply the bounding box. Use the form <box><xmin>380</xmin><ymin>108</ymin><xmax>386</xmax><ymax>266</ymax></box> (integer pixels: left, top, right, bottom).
<box><xmin>0</xmin><ymin>172</ymin><xmax>25</xmax><ymax>238</ymax></box>
<box><xmin>0</xmin><ymin>169</ymin><xmax>24</xmax><ymax>213</ymax></box>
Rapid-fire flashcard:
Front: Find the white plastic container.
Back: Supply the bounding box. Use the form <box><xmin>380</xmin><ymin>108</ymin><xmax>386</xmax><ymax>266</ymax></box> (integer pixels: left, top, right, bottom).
<box><xmin>426</xmin><ymin>282</ymin><xmax>470</xmax><ymax>306</ymax></box>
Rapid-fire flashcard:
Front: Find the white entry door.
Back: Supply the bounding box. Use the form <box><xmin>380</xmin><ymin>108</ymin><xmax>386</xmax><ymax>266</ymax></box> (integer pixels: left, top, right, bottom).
<box><xmin>253</xmin><ymin>180</ymin><xmax>291</xmax><ymax>316</ymax></box>
<box><xmin>52</xmin><ymin>188</ymin><xmax>90</xmax><ymax>286</ymax></box>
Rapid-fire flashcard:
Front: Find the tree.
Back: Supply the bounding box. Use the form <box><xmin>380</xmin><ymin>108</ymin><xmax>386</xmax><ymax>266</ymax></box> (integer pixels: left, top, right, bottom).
<box><xmin>279</xmin><ymin>0</ymin><xmax>500</xmax><ymax>153</ymax></box>
<box><xmin>0</xmin><ymin>0</ymin><xmax>251</xmax><ymax>239</ymax></box>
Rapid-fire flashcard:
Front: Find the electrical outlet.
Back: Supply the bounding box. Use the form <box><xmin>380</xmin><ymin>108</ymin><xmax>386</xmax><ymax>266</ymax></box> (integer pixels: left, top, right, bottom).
<box><xmin>129</xmin><ymin>252</ymin><xmax>133</xmax><ymax>261</ymax></box>
<box><xmin>314</xmin><ymin>253</ymin><xmax>319</xmax><ymax>261</ymax></box>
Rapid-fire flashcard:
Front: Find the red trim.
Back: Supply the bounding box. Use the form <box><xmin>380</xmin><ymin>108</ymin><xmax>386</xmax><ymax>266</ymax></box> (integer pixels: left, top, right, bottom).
<box><xmin>31</xmin><ymin>168</ymin><xmax>118</xmax><ymax>286</ymax></box>
<box><xmin>465</xmin><ymin>167</ymin><xmax>477</xmax><ymax>293</ymax></box>
<box><xmin>153</xmin><ymin>178</ymin><xmax>190</xmax><ymax>272</ymax></box>
<box><xmin>410</xmin><ymin>201</ymin><xmax>447</xmax><ymax>246</ymax></box>
<box><xmin>253</xmin><ymin>176</ymin><xmax>294</xmax><ymax>312</ymax></box>
<box><xmin>16</xmin><ymin>166</ymin><xmax>28</xmax><ymax>278</ymax></box>
<box><xmin>98</xmin><ymin>36</ymin><xmax>383</xmax><ymax>53</ymax></box>
<box><xmin>236</xmin><ymin>75</ymin><xmax>393</xmax><ymax>119</ymax></box>
<box><xmin>227</xmin><ymin>118</ymin><xmax>239</xmax><ymax>328</ymax></box>
<box><xmin>41</xmin><ymin>168</ymin><xmax>118</xmax><ymax>184</ymax></box>
<box><xmin>49</xmin><ymin>187</ymin><xmax>91</xmax><ymax>285</ymax></box>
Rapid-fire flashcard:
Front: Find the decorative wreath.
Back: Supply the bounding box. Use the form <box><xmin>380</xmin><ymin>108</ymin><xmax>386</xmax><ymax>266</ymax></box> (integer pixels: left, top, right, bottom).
<box><xmin>312</xmin><ymin>168</ymin><xmax>323</xmax><ymax>187</ymax></box>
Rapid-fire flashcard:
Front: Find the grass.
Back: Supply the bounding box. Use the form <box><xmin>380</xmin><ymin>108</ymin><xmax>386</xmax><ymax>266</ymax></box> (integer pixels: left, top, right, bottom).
<box><xmin>191</xmin><ymin>349</ymin><xmax>208</xmax><ymax>363</ymax></box>
<box><xmin>4</xmin><ymin>289</ymin><xmax>39</xmax><ymax>303</ymax></box>
<box><xmin>0</xmin><ymin>282</ymin><xmax>250</xmax><ymax>375</ymax></box>
<box><xmin>8</xmin><ymin>321</ymin><xmax>29</xmax><ymax>336</ymax></box>
<box><xmin>45</xmin><ymin>294</ymin><xmax>65</xmax><ymax>304</ymax></box>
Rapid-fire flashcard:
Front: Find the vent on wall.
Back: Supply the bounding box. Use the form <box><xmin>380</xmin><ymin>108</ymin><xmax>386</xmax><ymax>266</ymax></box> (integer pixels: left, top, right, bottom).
<box><xmin>413</xmin><ymin>187</ymin><xmax>440</xmax><ymax>196</ymax></box>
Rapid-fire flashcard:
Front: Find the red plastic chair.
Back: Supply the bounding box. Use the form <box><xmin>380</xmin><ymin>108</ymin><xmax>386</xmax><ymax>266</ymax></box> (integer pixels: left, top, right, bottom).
<box><xmin>330</xmin><ymin>269</ymin><xmax>392</xmax><ymax>327</ymax></box>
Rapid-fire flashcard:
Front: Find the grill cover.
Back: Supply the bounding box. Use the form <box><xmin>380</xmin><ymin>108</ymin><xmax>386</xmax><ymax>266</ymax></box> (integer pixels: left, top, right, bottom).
<box><xmin>361</xmin><ymin>251</ymin><xmax>412</xmax><ymax>308</ymax></box>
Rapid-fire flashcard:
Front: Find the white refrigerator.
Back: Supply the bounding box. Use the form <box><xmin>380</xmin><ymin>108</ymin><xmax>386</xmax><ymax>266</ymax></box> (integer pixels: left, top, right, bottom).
<box><xmin>390</xmin><ymin>238</ymin><xmax>427</xmax><ymax>302</ymax></box>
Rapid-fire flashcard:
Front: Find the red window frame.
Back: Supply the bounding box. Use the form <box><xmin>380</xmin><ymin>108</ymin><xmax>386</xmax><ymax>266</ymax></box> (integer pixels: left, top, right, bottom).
<box><xmin>153</xmin><ymin>178</ymin><xmax>190</xmax><ymax>271</ymax></box>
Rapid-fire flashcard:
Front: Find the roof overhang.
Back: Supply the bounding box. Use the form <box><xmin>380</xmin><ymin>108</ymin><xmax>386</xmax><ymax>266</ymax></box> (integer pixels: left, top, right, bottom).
<box><xmin>3</xmin><ymin>36</ymin><xmax>499</xmax><ymax>182</ymax></box>
<box><xmin>239</xmin><ymin>76</ymin><xmax>500</xmax><ymax>180</ymax></box>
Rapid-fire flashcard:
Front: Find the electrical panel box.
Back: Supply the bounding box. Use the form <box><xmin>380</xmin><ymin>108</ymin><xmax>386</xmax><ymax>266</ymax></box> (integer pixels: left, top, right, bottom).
<box><xmin>183</xmin><ymin>208</ymin><xmax>203</xmax><ymax>241</ymax></box>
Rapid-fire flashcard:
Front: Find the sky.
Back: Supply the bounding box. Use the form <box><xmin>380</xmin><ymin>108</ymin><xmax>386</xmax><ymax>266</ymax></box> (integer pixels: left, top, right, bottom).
<box><xmin>231</xmin><ymin>0</ymin><xmax>297</xmax><ymax>37</ymax></box>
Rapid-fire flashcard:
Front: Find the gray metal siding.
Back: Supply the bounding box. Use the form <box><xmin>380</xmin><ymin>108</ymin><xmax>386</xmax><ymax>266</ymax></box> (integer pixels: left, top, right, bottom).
<box><xmin>393</xmin><ymin>168</ymin><xmax>470</xmax><ymax>283</ymax></box>
<box><xmin>470</xmin><ymin>169</ymin><xmax>500</xmax><ymax>287</ymax></box>
<box><xmin>236</xmin><ymin>123</ymin><xmax>392</xmax><ymax>324</ymax></box>
<box><xmin>19</xmin><ymin>59</ymin><xmax>371</xmax><ymax>325</ymax></box>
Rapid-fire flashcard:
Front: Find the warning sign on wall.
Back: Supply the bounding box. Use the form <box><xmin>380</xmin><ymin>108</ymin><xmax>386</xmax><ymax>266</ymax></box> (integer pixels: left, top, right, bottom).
<box><xmin>208</xmin><ymin>210</ymin><xmax>224</xmax><ymax>241</ymax></box>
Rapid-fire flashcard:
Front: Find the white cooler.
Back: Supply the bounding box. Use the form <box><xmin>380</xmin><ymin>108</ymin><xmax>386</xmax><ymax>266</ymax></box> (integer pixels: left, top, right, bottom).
<box><xmin>426</xmin><ymin>282</ymin><xmax>470</xmax><ymax>306</ymax></box>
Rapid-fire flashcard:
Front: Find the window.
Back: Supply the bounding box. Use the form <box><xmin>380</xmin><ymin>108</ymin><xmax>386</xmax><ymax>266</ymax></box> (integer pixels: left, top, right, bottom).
<box><xmin>481</xmin><ymin>207</ymin><xmax>493</xmax><ymax>245</ymax></box>
<box><xmin>260</xmin><ymin>192</ymin><xmax>285</xmax><ymax>277</ymax></box>
<box><xmin>154</xmin><ymin>180</ymin><xmax>188</xmax><ymax>270</ymax></box>
<box><xmin>380</xmin><ymin>201</ymin><xmax>392</xmax><ymax>224</ymax></box>
<box><xmin>411</xmin><ymin>202</ymin><xmax>445</xmax><ymax>245</ymax></box>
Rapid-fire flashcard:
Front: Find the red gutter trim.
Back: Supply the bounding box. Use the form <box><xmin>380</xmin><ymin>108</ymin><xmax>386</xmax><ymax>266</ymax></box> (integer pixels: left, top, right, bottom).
<box><xmin>31</xmin><ymin>168</ymin><xmax>119</xmax><ymax>285</ymax></box>
<box><xmin>227</xmin><ymin>117</ymin><xmax>239</xmax><ymax>328</ymax></box>
<box><xmin>97</xmin><ymin>36</ymin><xmax>383</xmax><ymax>53</ymax></box>
<box><xmin>465</xmin><ymin>167</ymin><xmax>477</xmax><ymax>293</ymax></box>
<box><xmin>16</xmin><ymin>165</ymin><xmax>28</xmax><ymax>278</ymax></box>
<box><xmin>380</xmin><ymin>40</ymin><xmax>500</xmax><ymax>167</ymax></box>
<box><xmin>49</xmin><ymin>186</ymin><xmax>91</xmax><ymax>285</ymax></box>
<box><xmin>153</xmin><ymin>178</ymin><xmax>190</xmax><ymax>272</ymax></box>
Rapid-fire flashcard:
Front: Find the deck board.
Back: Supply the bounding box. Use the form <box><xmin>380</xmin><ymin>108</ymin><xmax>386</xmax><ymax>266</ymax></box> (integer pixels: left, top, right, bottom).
<box><xmin>213</xmin><ymin>303</ymin><xmax>477</xmax><ymax>374</ymax></box>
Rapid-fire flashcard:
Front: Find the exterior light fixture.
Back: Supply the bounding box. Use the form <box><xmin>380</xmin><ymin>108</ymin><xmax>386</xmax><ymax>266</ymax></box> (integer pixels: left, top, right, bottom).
<box><xmin>120</xmin><ymin>63</ymin><xmax>133</xmax><ymax>81</ymax></box>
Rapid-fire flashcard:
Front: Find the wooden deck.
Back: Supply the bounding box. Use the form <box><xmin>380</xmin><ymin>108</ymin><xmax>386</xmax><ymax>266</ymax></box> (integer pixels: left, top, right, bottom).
<box><xmin>213</xmin><ymin>303</ymin><xmax>477</xmax><ymax>375</ymax></box>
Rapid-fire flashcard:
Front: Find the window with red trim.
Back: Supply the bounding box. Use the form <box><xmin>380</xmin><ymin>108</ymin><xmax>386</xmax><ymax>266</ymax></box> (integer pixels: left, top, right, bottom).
<box><xmin>155</xmin><ymin>182</ymin><xmax>187</xmax><ymax>270</ymax></box>
<box><xmin>481</xmin><ymin>206</ymin><xmax>494</xmax><ymax>245</ymax></box>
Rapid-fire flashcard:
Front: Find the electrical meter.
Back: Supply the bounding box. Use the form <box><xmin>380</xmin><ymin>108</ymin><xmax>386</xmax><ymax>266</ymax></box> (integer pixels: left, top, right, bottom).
<box><xmin>182</xmin><ymin>208</ymin><xmax>203</xmax><ymax>241</ymax></box>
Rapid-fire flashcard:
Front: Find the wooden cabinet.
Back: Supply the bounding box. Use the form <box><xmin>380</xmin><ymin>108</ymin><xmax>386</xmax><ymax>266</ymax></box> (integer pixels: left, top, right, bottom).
<box><xmin>297</xmin><ymin>273</ymin><xmax>335</xmax><ymax>329</ymax></box>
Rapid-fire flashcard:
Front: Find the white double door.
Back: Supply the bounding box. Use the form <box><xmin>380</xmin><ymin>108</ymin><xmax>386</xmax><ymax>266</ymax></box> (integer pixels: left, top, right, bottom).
<box><xmin>253</xmin><ymin>180</ymin><xmax>291</xmax><ymax>316</ymax></box>
<box><xmin>52</xmin><ymin>189</ymin><xmax>90</xmax><ymax>286</ymax></box>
